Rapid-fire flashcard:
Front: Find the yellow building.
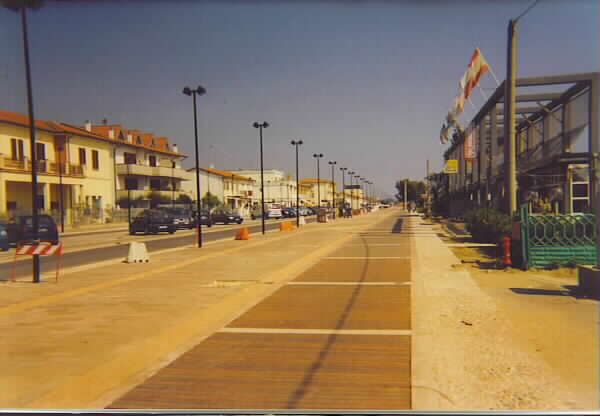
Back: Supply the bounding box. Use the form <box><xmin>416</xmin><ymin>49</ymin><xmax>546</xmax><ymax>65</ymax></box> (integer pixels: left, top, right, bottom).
<box><xmin>299</xmin><ymin>178</ymin><xmax>336</xmax><ymax>206</ymax></box>
<box><xmin>0</xmin><ymin>110</ymin><xmax>190</xmax><ymax>226</ymax></box>
<box><xmin>0</xmin><ymin>110</ymin><xmax>116</xmax><ymax>223</ymax></box>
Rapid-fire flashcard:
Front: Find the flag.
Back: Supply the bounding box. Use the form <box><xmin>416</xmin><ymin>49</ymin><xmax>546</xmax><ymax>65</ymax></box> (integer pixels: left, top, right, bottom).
<box><xmin>464</xmin><ymin>48</ymin><xmax>490</xmax><ymax>99</ymax></box>
<box><xmin>440</xmin><ymin>123</ymin><xmax>450</xmax><ymax>144</ymax></box>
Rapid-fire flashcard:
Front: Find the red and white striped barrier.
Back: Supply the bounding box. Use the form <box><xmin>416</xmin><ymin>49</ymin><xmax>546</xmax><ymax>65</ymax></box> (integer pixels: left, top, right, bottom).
<box><xmin>11</xmin><ymin>241</ymin><xmax>64</xmax><ymax>283</ymax></box>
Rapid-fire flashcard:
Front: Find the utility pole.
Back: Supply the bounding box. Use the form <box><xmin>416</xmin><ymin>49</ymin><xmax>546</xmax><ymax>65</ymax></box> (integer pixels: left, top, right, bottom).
<box><xmin>504</xmin><ymin>19</ymin><xmax>518</xmax><ymax>216</ymax></box>
<box><xmin>426</xmin><ymin>159</ymin><xmax>430</xmax><ymax>216</ymax></box>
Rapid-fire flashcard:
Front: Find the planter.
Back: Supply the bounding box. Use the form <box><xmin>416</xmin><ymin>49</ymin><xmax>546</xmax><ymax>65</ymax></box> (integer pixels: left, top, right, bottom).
<box><xmin>577</xmin><ymin>265</ymin><xmax>600</xmax><ymax>300</ymax></box>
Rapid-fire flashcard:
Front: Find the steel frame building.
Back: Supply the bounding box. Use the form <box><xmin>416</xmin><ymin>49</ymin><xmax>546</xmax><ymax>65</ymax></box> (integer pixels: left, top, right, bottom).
<box><xmin>444</xmin><ymin>72</ymin><xmax>598</xmax><ymax>216</ymax></box>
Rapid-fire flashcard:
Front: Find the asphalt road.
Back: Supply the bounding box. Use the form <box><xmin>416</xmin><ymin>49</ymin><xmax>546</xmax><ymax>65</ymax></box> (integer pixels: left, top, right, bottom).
<box><xmin>4</xmin><ymin>218</ymin><xmax>315</xmax><ymax>280</ymax></box>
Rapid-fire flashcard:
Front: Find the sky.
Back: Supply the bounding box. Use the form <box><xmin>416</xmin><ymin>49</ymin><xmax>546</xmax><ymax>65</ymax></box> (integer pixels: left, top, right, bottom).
<box><xmin>0</xmin><ymin>0</ymin><xmax>598</xmax><ymax>199</ymax></box>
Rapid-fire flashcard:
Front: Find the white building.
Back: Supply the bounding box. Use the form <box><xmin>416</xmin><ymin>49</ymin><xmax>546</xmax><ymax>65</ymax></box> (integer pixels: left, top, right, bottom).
<box><xmin>234</xmin><ymin>169</ymin><xmax>298</xmax><ymax>207</ymax></box>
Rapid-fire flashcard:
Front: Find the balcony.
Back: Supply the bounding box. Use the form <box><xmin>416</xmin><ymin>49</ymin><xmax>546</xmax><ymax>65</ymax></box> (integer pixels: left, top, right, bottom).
<box><xmin>1</xmin><ymin>157</ymin><xmax>85</xmax><ymax>178</ymax></box>
<box><xmin>116</xmin><ymin>163</ymin><xmax>190</xmax><ymax>180</ymax></box>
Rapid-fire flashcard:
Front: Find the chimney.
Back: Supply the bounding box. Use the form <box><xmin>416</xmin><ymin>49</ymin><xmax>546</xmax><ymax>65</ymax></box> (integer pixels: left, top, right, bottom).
<box><xmin>127</xmin><ymin>133</ymin><xmax>133</xmax><ymax>143</ymax></box>
<box><xmin>172</xmin><ymin>144</ymin><xmax>179</xmax><ymax>153</ymax></box>
<box><xmin>209</xmin><ymin>163</ymin><xmax>215</xmax><ymax>169</ymax></box>
<box><xmin>102</xmin><ymin>118</ymin><xmax>108</xmax><ymax>125</ymax></box>
<box><xmin>84</xmin><ymin>120</ymin><xmax>92</xmax><ymax>132</ymax></box>
<box><xmin>108</xmin><ymin>128</ymin><xmax>115</xmax><ymax>139</ymax></box>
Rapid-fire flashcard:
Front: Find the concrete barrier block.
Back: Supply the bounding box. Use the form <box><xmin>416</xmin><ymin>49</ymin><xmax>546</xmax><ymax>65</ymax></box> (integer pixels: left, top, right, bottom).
<box><xmin>126</xmin><ymin>242</ymin><xmax>150</xmax><ymax>263</ymax></box>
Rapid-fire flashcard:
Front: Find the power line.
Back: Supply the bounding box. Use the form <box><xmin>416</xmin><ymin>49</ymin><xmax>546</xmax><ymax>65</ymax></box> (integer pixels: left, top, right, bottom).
<box><xmin>515</xmin><ymin>0</ymin><xmax>542</xmax><ymax>21</ymax></box>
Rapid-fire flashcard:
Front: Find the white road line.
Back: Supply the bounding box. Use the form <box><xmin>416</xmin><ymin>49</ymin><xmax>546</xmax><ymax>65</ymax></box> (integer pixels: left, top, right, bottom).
<box><xmin>323</xmin><ymin>256</ymin><xmax>411</xmax><ymax>260</ymax></box>
<box><xmin>287</xmin><ymin>281</ymin><xmax>411</xmax><ymax>286</ymax></box>
<box><xmin>219</xmin><ymin>328</ymin><xmax>412</xmax><ymax>336</ymax></box>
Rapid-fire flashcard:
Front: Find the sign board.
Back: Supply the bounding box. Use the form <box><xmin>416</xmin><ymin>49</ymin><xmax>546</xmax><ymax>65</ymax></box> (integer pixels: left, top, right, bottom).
<box><xmin>444</xmin><ymin>159</ymin><xmax>458</xmax><ymax>174</ymax></box>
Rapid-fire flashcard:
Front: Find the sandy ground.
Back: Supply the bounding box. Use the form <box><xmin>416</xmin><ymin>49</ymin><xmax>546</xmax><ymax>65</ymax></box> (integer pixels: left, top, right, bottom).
<box><xmin>412</xmin><ymin>216</ymin><xmax>599</xmax><ymax>410</ymax></box>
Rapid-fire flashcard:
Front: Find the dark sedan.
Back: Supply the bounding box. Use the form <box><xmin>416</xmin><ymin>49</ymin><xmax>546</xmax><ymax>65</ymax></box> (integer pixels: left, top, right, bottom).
<box><xmin>211</xmin><ymin>209</ymin><xmax>244</xmax><ymax>225</ymax></box>
<box><xmin>6</xmin><ymin>214</ymin><xmax>60</xmax><ymax>245</ymax></box>
<box><xmin>195</xmin><ymin>210</ymin><xmax>213</xmax><ymax>227</ymax></box>
<box><xmin>130</xmin><ymin>209</ymin><xmax>177</xmax><ymax>235</ymax></box>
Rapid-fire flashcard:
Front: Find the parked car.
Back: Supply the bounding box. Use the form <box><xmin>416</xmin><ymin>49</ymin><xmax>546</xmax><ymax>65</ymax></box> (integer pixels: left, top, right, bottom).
<box><xmin>6</xmin><ymin>214</ymin><xmax>60</xmax><ymax>245</ymax></box>
<box><xmin>251</xmin><ymin>204</ymin><xmax>283</xmax><ymax>220</ymax></box>
<box><xmin>130</xmin><ymin>209</ymin><xmax>177</xmax><ymax>235</ymax></box>
<box><xmin>281</xmin><ymin>207</ymin><xmax>296</xmax><ymax>218</ymax></box>
<box><xmin>211</xmin><ymin>209</ymin><xmax>244</xmax><ymax>225</ymax></box>
<box><xmin>297</xmin><ymin>207</ymin><xmax>312</xmax><ymax>216</ymax></box>
<box><xmin>162</xmin><ymin>207</ymin><xmax>195</xmax><ymax>229</ymax></box>
<box><xmin>0</xmin><ymin>223</ymin><xmax>9</xmax><ymax>251</ymax></box>
<box><xmin>194</xmin><ymin>210</ymin><xmax>213</xmax><ymax>227</ymax></box>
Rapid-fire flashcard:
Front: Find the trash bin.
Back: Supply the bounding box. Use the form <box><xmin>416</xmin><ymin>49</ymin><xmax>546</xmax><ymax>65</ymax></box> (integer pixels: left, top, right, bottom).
<box><xmin>317</xmin><ymin>208</ymin><xmax>328</xmax><ymax>223</ymax></box>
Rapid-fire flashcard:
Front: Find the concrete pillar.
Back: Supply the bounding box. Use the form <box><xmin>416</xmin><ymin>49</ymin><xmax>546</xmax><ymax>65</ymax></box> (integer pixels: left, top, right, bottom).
<box><xmin>41</xmin><ymin>183</ymin><xmax>50</xmax><ymax>212</ymax></box>
<box><xmin>0</xmin><ymin>177</ymin><xmax>6</xmax><ymax>216</ymax></box>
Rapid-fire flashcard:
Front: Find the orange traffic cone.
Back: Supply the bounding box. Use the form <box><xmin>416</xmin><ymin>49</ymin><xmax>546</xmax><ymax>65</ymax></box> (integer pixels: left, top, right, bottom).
<box><xmin>235</xmin><ymin>227</ymin><xmax>250</xmax><ymax>240</ymax></box>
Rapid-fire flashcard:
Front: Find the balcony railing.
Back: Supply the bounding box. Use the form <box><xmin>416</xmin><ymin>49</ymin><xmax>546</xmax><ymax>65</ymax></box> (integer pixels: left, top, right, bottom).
<box><xmin>116</xmin><ymin>163</ymin><xmax>191</xmax><ymax>180</ymax></box>
<box><xmin>1</xmin><ymin>157</ymin><xmax>85</xmax><ymax>177</ymax></box>
<box><xmin>117</xmin><ymin>189</ymin><xmax>190</xmax><ymax>200</ymax></box>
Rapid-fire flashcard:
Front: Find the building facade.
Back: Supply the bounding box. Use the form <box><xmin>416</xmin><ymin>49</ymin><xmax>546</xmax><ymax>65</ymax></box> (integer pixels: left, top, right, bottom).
<box><xmin>234</xmin><ymin>169</ymin><xmax>298</xmax><ymax>207</ymax></box>
<box><xmin>442</xmin><ymin>72</ymin><xmax>598</xmax><ymax>216</ymax></box>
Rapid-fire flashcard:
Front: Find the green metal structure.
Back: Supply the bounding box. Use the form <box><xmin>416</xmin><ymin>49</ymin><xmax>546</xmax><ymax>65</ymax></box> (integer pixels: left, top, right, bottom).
<box><xmin>520</xmin><ymin>204</ymin><xmax>597</xmax><ymax>269</ymax></box>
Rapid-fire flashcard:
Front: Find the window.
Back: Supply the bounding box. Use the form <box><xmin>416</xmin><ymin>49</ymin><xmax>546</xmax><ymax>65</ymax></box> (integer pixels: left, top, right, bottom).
<box><xmin>79</xmin><ymin>148</ymin><xmax>87</xmax><ymax>165</ymax></box>
<box><xmin>149</xmin><ymin>155</ymin><xmax>157</xmax><ymax>167</ymax></box>
<box><xmin>124</xmin><ymin>152</ymin><xmax>136</xmax><ymax>164</ymax></box>
<box><xmin>150</xmin><ymin>179</ymin><xmax>161</xmax><ymax>190</ymax></box>
<box><xmin>125</xmin><ymin>178</ymin><xmax>138</xmax><ymax>190</ymax></box>
<box><xmin>92</xmin><ymin>150</ymin><xmax>99</xmax><ymax>170</ymax></box>
<box><xmin>35</xmin><ymin>142</ymin><xmax>46</xmax><ymax>161</ymax></box>
<box><xmin>11</xmin><ymin>138</ymin><xmax>24</xmax><ymax>161</ymax></box>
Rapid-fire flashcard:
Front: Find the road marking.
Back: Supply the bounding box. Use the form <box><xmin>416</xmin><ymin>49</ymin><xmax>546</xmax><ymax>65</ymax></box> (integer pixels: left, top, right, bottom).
<box><xmin>219</xmin><ymin>328</ymin><xmax>412</xmax><ymax>336</ymax></box>
<box><xmin>0</xmin><ymin>230</ymin><xmax>302</xmax><ymax>317</ymax></box>
<box><xmin>287</xmin><ymin>281</ymin><xmax>411</xmax><ymax>286</ymax></box>
<box><xmin>323</xmin><ymin>256</ymin><xmax>411</xmax><ymax>260</ymax></box>
<box><xmin>344</xmin><ymin>243</ymin><xmax>408</xmax><ymax>246</ymax></box>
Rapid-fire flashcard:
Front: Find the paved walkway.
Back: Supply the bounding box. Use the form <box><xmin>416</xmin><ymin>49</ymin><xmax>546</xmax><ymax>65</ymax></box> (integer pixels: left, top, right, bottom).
<box><xmin>110</xmin><ymin>213</ymin><xmax>412</xmax><ymax>410</ymax></box>
<box><xmin>0</xmin><ymin>209</ymin><xmax>397</xmax><ymax>409</ymax></box>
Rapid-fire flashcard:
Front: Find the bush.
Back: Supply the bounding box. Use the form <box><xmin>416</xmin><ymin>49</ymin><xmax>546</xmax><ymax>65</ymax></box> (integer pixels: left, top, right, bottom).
<box><xmin>464</xmin><ymin>207</ymin><xmax>512</xmax><ymax>243</ymax></box>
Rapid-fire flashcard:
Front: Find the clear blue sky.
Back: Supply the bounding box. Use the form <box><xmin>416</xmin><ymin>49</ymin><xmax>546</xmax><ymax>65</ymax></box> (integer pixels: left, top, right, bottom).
<box><xmin>1</xmin><ymin>0</ymin><xmax>597</xmax><ymax>199</ymax></box>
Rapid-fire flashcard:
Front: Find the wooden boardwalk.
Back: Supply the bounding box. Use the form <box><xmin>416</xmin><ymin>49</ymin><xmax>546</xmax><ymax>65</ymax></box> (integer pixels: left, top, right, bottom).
<box><xmin>110</xmin><ymin>215</ymin><xmax>412</xmax><ymax>410</ymax></box>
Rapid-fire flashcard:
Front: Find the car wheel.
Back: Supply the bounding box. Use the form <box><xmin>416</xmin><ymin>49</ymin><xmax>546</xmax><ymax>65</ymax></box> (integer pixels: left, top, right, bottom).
<box><xmin>237</xmin><ymin>219</ymin><xmax>243</xmax><ymax>224</ymax></box>
<box><xmin>169</xmin><ymin>230</ymin><xmax>175</xmax><ymax>234</ymax></box>
<box><xmin>251</xmin><ymin>215</ymin><xmax>255</xmax><ymax>220</ymax></box>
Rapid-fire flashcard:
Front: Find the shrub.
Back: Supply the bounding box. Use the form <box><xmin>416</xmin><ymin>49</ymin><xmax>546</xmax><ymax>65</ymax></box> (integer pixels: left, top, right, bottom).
<box><xmin>464</xmin><ymin>207</ymin><xmax>512</xmax><ymax>243</ymax></box>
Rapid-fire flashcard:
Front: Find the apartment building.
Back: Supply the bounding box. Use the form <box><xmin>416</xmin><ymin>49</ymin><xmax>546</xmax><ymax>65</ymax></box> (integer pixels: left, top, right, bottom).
<box><xmin>234</xmin><ymin>169</ymin><xmax>298</xmax><ymax>207</ymax></box>
<box><xmin>0</xmin><ymin>110</ymin><xmax>116</xmax><ymax>222</ymax></box>
<box><xmin>88</xmin><ymin>120</ymin><xmax>189</xmax><ymax>209</ymax></box>
<box><xmin>299</xmin><ymin>178</ymin><xmax>337</xmax><ymax>207</ymax></box>
<box><xmin>183</xmin><ymin>167</ymin><xmax>255</xmax><ymax>216</ymax></box>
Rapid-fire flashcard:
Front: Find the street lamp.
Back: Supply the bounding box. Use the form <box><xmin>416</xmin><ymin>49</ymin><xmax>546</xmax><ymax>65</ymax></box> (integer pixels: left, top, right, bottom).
<box><xmin>348</xmin><ymin>171</ymin><xmax>355</xmax><ymax>215</ymax></box>
<box><xmin>313</xmin><ymin>153</ymin><xmax>323</xmax><ymax>208</ymax></box>
<box><xmin>328</xmin><ymin>161</ymin><xmax>336</xmax><ymax>219</ymax></box>
<box><xmin>182</xmin><ymin>85</ymin><xmax>207</xmax><ymax>248</ymax></box>
<box><xmin>171</xmin><ymin>160</ymin><xmax>176</xmax><ymax>208</ymax></box>
<box><xmin>355</xmin><ymin>174</ymin><xmax>361</xmax><ymax>211</ymax></box>
<box><xmin>57</xmin><ymin>144</ymin><xmax>65</xmax><ymax>233</ymax></box>
<box><xmin>291</xmin><ymin>140</ymin><xmax>303</xmax><ymax>227</ymax></box>
<box><xmin>253</xmin><ymin>121</ymin><xmax>269</xmax><ymax>234</ymax></box>
<box><xmin>340</xmin><ymin>167</ymin><xmax>347</xmax><ymax>217</ymax></box>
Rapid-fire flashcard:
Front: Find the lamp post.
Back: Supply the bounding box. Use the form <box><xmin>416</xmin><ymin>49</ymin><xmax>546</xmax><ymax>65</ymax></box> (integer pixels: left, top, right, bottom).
<box><xmin>183</xmin><ymin>85</ymin><xmax>206</xmax><ymax>248</ymax></box>
<box><xmin>340</xmin><ymin>167</ymin><xmax>347</xmax><ymax>217</ymax></box>
<box><xmin>57</xmin><ymin>144</ymin><xmax>65</xmax><ymax>233</ymax></box>
<box><xmin>171</xmin><ymin>160</ymin><xmax>176</xmax><ymax>208</ymax></box>
<box><xmin>348</xmin><ymin>171</ymin><xmax>355</xmax><ymax>215</ymax></box>
<box><xmin>355</xmin><ymin>175</ymin><xmax>361</xmax><ymax>211</ymax></box>
<box><xmin>328</xmin><ymin>161</ymin><xmax>336</xmax><ymax>219</ymax></box>
<box><xmin>291</xmin><ymin>140</ymin><xmax>303</xmax><ymax>227</ymax></box>
<box><xmin>313</xmin><ymin>153</ymin><xmax>323</xmax><ymax>208</ymax></box>
<box><xmin>127</xmin><ymin>162</ymin><xmax>131</xmax><ymax>230</ymax></box>
<box><xmin>253</xmin><ymin>121</ymin><xmax>269</xmax><ymax>234</ymax></box>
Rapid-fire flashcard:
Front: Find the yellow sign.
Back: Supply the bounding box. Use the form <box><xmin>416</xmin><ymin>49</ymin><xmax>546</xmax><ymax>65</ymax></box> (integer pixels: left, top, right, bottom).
<box><xmin>444</xmin><ymin>159</ymin><xmax>458</xmax><ymax>174</ymax></box>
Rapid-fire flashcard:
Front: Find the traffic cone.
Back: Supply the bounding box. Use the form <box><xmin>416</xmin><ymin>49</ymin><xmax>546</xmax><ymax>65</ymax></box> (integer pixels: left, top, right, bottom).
<box><xmin>235</xmin><ymin>227</ymin><xmax>250</xmax><ymax>240</ymax></box>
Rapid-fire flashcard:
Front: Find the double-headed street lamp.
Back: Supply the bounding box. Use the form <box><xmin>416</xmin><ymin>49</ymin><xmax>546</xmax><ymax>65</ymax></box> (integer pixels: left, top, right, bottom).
<box><xmin>182</xmin><ymin>85</ymin><xmax>206</xmax><ymax>248</ymax></box>
<box><xmin>340</xmin><ymin>167</ymin><xmax>347</xmax><ymax>217</ymax></box>
<box><xmin>291</xmin><ymin>140</ymin><xmax>303</xmax><ymax>227</ymax></box>
<box><xmin>348</xmin><ymin>171</ymin><xmax>355</xmax><ymax>215</ymax></box>
<box><xmin>355</xmin><ymin>174</ymin><xmax>361</xmax><ymax>210</ymax></box>
<box><xmin>253</xmin><ymin>122</ymin><xmax>269</xmax><ymax>235</ymax></box>
<box><xmin>328</xmin><ymin>161</ymin><xmax>336</xmax><ymax>219</ymax></box>
<box><xmin>313</xmin><ymin>153</ymin><xmax>323</xmax><ymax>208</ymax></box>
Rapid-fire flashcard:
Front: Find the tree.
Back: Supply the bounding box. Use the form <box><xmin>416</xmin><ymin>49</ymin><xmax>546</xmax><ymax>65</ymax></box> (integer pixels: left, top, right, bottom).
<box><xmin>177</xmin><ymin>194</ymin><xmax>192</xmax><ymax>204</ymax></box>
<box><xmin>201</xmin><ymin>192</ymin><xmax>221</xmax><ymax>210</ymax></box>
<box><xmin>148</xmin><ymin>192</ymin><xmax>170</xmax><ymax>208</ymax></box>
<box><xmin>394</xmin><ymin>179</ymin><xmax>426</xmax><ymax>205</ymax></box>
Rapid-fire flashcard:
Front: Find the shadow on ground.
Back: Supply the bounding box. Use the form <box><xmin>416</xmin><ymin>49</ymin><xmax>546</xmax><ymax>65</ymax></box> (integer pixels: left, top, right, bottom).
<box><xmin>510</xmin><ymin>285</ymin><xmax>599</xmax><ymax>301</ymax></box>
